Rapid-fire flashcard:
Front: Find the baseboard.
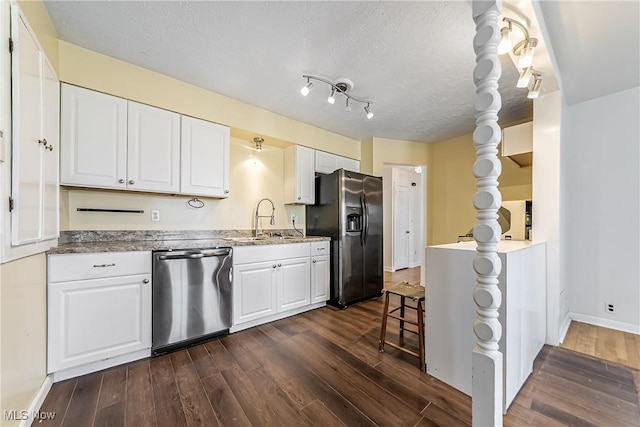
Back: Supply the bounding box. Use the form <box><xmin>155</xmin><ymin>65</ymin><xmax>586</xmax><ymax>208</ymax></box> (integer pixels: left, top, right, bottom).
<box><xmin>17</xmin><ymin>375</ymin><xmax>53</xmax><ymax>427</ymax></box>
<box><xmin>384</xmin><ymin>266</ymin><xmax>395</xmax><ymax>272</ymax></box>
<box><xmin>570</xmin><ymin>312</ymin><xmax>640</xmax><ymax>335</ymax></box>
<box><xmin>558</xmin><ymin>313</ymin><xmax>572</xmax><ymax>344</ymax></box>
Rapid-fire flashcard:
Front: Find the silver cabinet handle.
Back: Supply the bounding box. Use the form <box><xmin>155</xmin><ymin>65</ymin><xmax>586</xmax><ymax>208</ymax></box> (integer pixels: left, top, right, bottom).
<box><xmin>298</xmin><ymin>196</ymin><xmax>301</xmax><ymax>200</ymax></box>
<box><xmin>38</xmin><ymin>139</ymin><xmax>47</xmax><ymax>145</ymax></box>
<box><xmin>224</xmin><ymin>190</ymin><xmax>229</xmax><ymax>194</ymax></box>
<box><xmin>118</xmin><ymin>179</ymin><xmax>125</xmax><ymax>184</ymax></box>
<box><xmin>316</xmin><ymin>247</ymin><xmax>325</xmax><ymax>250</ymax></box>
<box><xmin>46</xmin><ymin>145</ymin><xmax>53</xmax><ymax>151</ymax></box>
<box><xmin>313</xmin><ymin>260</ymin><xmax>316</xmax><ymax>263</ymax></box>
<box><xmin>277</xmin><ymin>263</ymin><xmax>282</xmax><ymax>267</ymax></box>
<box><xmin>272</xmin><ymin>264</ymin><xmax>277</xmax><ymax>268</ymax></box>
<box><xmin>143</xmin><ymin>279</ymin><xmax>150</xmax><ymax>284</ymax></box>
<box><xmin>93</xmin><ymin>263</ymin><xmax>116</xmax><ymax>268</ymax></box>
<box><xmin>128</xmin><ymin>180</ymin><xmax>135</xmax><ymax>185</ymax></box>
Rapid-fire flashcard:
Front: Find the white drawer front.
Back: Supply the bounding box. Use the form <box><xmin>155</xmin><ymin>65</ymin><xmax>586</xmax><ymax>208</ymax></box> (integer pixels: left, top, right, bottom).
<box><xmin>310</xmin><ymin>241</ymin><xmax>329</xmax><ymax>255</ymax></box>
<box><xmin>49</xmin><ymin>251</ymin><xmax>151</xmax><ymax>283</ymax></box>
<box><xmin>233</xmin><ymin>243</ymin><xmax>310</xmax><ymax>265</ymax></box>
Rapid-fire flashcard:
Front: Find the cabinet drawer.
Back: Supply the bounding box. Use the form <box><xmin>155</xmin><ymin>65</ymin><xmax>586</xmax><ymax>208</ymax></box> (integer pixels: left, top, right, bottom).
<box><xmin>49</xmin><ymin>251</ymin><xmax>151</xmax><ymax>283</ymax></box>
<box><xmin>310</xmin><ymin>241</ymin><xmax>329</xmax><ymax>255</ymax></box>
<box><xmin>233</xmin><ymin>243</ymin><xmax>310</xmax><ymax>265</ymax></box>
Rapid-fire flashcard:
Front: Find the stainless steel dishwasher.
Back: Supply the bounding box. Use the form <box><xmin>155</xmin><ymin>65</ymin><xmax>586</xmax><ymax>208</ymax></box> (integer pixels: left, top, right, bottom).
<box><xmin>152</xmin><ymin>247</ymin><xmax>232</xmax><ymax>355</ymax></box>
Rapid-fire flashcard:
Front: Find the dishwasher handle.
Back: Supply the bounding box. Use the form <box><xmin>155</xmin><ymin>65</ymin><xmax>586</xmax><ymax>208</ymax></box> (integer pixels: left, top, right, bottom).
<box><xmin>157</xmin><ymin>249</ymin><xmax>231</xmax><ymax>260</ymax></box>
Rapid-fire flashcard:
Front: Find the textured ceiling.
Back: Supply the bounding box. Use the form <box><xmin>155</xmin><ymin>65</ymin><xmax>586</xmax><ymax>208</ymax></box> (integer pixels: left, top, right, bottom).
<box><xmin>45</xmin><ymin>1</ymin><xmax>533</xmax><ymax>143</ymax></box>
<box><xmin>537</xmin><ymin>1</ymin><xmax>640</xmax><ymax>105</ymax></box>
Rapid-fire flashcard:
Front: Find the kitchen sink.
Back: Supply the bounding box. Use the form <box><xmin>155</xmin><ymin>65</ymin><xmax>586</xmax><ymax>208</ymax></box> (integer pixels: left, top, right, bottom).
<box><xmin>223</xmin><ymin>236</ymin><xmax>270</xmax><ymax>242</ymax></box>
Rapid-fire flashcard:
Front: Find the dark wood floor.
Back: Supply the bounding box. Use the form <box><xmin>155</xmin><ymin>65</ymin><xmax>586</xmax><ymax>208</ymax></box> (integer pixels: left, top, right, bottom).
<box><xmin>40</xmin><ymin>295</ymin><xmax>640</xmax><ymax>426</ymax></box>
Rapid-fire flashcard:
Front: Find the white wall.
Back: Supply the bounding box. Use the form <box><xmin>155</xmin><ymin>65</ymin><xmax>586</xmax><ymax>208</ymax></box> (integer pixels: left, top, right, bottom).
<box><xmin>532</xmin><ymin>91</ymin><xmax>565</xmax><ymax>344</ymax></box>
<box><xmin>563</xmin><ymin>86</ymin><xmax>640</xmax><ymax>333</ymax></box>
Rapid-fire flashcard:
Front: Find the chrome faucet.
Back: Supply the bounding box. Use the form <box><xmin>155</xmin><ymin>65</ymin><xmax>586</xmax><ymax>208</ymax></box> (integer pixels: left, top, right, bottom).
<box><xmin>254</xmin><ymin>198</ymin><xmax>275</xmax><ymax>237</ymax></box>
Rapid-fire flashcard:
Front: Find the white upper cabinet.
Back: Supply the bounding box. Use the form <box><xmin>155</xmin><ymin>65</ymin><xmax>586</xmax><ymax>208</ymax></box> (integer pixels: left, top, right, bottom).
<box><xmin>9</xmin><ymin>4</ymin><xmax>59</xmax><ymax>247</ymax></box>
<box><xmin>60</xmin><ymin>84</ymin><xmax>127</xmax><ymax>189</ymax></box>
<box><xmin>284</xmin><ymin>145</ymin><xmax>315</xmax><ymax>204</ymax></box>
<box><xmin>315</xmin><ymin>150</ymin><xmax>360</xmax><ymax>174</ymax></box>
<box><xmin>180</xmin><ymin>116</ymin><xmax>230</xmax><ymax>198</ymax></box>
<box><xmin>127</xmin><ymin>101</ymin><xmax>180</xmax><ymax>193</ymax></box>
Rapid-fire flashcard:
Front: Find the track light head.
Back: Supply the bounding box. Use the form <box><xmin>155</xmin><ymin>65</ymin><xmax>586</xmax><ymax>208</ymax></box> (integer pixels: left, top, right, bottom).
<box><xmin>498</xmin><ymin>26</ymin><xmax>512</xmax><ymax>55</ymax></box>
<box><xmin>346</xmin><ymin>98</ymin><xmax>352</xmax><ymax>112</ymax></box>
<box><xmin>253</xmin><ymin>137</ymin><xmax>264</xmax><ymax>151</ymax></box>
<box><xmin>527</xmin><ymin>74</ymin><xmax>542</xmax><ymax>99</ymax></box>
<box><xmin>517</xmin><ymin>67</ymin><xmax>533</xmax><ymax>88</ymax></box>
<box><xmin>517</xmin><ymin>38</ymin><xmax>537</xmax><ymax>69</ymax></box>
<box><xmin>364</xmin><ymin>104</ymin><xmax>373</xmax><ymax>120</ymax></box>
<box><xmin>300</xmin><ymin>80</ymin><xmax>313</xmax><ymax>96</ymax></box>
<box><xmin>327</xmin><ymin>88</ymin><xmax>337</xmax><ymax>104</ymax></box>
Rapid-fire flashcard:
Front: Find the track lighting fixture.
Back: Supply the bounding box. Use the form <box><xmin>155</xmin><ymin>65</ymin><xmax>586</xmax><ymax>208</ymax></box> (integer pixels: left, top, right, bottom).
<box><xmin>300</xmin><ymin>78</ymin><xmax>314</xmax><ymax>96</ymax></box>
<box><xmin>364</xmin><ymin>104</ymin><xmax>374</xmax><ymax>120</ymax></box>
<box><xmin>299</xmin><ymin>74</ymin><xmax>373</xmax><ymax>119</ymax></box>
<box><xmin>253</xmin><ymin>137</ymin><xmax>264</xmax><ymax>151</ymax></box>
<box><xmin>498</xmin><ymin>17</ymin><xmax>543</xmax><ymax>98</ymax></box>
<box><xmin>327</xmin><ymin>88</ymin><xmax>337</xmax><ymax>104</ymax></box>
<box><xmin>527</xmin><ymin>73</ymin><xmax>542</xmax><ymax>99</ymax></box>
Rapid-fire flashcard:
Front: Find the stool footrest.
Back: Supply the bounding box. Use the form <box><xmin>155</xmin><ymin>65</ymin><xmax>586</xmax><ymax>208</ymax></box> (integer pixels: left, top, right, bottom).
<box><xmin>382</xmin><ymin>340</ymin><xmax>420</xmax><ymax>358</ymax></box>
<box><xmin>387</xmin><ymin>313</ymin><xmax>419</xmax><ymax>327</ymax></box>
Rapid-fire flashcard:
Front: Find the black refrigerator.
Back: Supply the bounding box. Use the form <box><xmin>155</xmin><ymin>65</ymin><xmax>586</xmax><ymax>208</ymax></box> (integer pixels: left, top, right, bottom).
<box><xmin>306</xmin><ymin>169</ymin><xmax>383</xmax><ymax>308</ymax></box>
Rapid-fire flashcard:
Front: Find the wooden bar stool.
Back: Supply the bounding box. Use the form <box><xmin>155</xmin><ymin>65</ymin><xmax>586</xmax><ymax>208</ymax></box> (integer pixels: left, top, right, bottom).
<box><xmin>378</xmin><ymin>281</ymin><xmax>426</xmax><ymax>371</ymax></box>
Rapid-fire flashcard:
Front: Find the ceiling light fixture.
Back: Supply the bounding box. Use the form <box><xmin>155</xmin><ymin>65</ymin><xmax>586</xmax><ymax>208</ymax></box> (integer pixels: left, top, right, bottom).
<box><xmin>327</xmin><ymin>87</ymin><xmax>337</xmax><ymax>104</ymax></box>
<box><xmin>300</xmin><ymin>78</ymin><xmax>314</xmax><ymax>96</ymax></box>
<box><xmin>253</xmin><ymin>137</ymin><xmax>264</xmax><ymax>151</ymax></box>
<box><xmin>300</xmin><ymin>74</ymin><xmax>373</xmax><ymax>119</ymax></box>
<box><xmin>527</xmin><ymin>73</ymin><xmax>542</xmax><ymax>99</ymax></box>
<box><xmin>364</xmin><ymin>104</ymin><xmax>374</xmax><ymax>120</ymax></box>
<box><xmin>498</xmin><ymin>17</ymin><xmax>543</xmax><ymax>98</ymax></box>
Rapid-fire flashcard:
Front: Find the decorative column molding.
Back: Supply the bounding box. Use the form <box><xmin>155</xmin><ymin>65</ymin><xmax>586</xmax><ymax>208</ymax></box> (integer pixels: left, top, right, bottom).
<box><xmin>471</xmin><ymin>1</ymin><xmax>504</xmax><ymax>426</ymax></box>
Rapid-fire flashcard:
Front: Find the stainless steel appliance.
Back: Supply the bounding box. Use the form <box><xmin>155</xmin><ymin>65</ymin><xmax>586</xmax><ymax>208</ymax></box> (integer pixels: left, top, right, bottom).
<box><xmin>306</xmin><ymin>169</ymin><xmax>383</xmax><ymax>307</ymax></box>
<box><xmin>152</xmin><ymin>247</ymin><xmax>232</xmax><ymax>354</ymax></box>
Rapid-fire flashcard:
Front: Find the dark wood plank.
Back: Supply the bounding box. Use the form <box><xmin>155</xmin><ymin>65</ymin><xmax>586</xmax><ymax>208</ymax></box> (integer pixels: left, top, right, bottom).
<box><xmin>530</xmin><ymin>398</ymin><xmax>600</xmax><ymax>427</ymax></box>
<box><xmin>201</xmin><ymin>372</ymin><xmax>251</xmax><ymax>427</ymax></box>
<box><xmin>219</xmin><ymin>334</ymin><xmax>261</xmax><ymax>372</ymax></box>
<box><xmin>152</xmin><ymin>381</ymin><xmax>187</xmax><ymax>427</ymax></box>
<box><xmin>97</xmin><ymin>366</ymin><xmax>126</xmax><ymax>410</ymax></box>
<box><xmin>149</xmin><ymin>354</ymin><xmax>175</xmax><ymax>388</ymax></box>
<box><xmin>170</xmin><ymin>350</ymin><xmax>219</xmax><ymax>427</ymax></box>
<box><xmin>125</xmin><ymin>360</ymin><xmax>156</xmax><ymax>427</ymax></box>
<box><xmin>188</xmin><ymin>344</ymin><xmax>220</xmax><ymax>379</ymax></box>
<box><xmin>62</xmin><ymin>374</ymin><xmax>101</xmax><ymax>427</ymax></box>
<box><xmin>220</xmin><ymin>367</ymin><xmax>282</xmax><ymax>426</ymax></box>
<box><xmin>38</xmin><ymin>379</ymin><xmax>76</xmax><ymax>427</ymax></box>
<box><xmin>300</xmin><ymin>400</ymin><xmax>346</xmax><ymax>427</ymax></box>
<box><xmin>203</xmin><ymin>339</ymin><xmax>238</xmax><ymax>372</ymax></box>
<box><xmin>244</xmin><ymin>367</ymin><xmax>315</xmax><ymax>426</ymax></box>
<box><xmin>94</xmin><ymin>401</ymin><xmax>125</xmax><ymax>427</ymax></box>
<box><xmin>420</xmin><ymin>402</ymin><xmax>470</xmax><ymax>427</ymax></box>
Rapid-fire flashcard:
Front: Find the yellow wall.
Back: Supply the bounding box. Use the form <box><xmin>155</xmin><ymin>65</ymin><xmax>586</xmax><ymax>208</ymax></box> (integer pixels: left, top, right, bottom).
<box><xmin>427</xmin><ymin>133</ymin><xmax>532</xmax><ymax>245</ymax></box>
<box><xmin>63</xmin><ymin>137</ymin><xmax>306</xmax><ymax>231</ymax></box>
<box><xmin>0</xmin><ymin>254</ymin><xmax>48</xmax><ymax>425</ymax></box>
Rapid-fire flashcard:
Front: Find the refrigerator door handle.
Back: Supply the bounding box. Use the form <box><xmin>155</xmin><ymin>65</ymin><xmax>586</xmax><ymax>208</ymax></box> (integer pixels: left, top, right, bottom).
<box><xmin>360</xmin><ymin>194</ymin><xmax>365</xmax><ymax>246</ymax></box>
<box><xmin>363</xmin><ymin>192</ymin><xmax>369</xmax><ymax>245</ymax></box>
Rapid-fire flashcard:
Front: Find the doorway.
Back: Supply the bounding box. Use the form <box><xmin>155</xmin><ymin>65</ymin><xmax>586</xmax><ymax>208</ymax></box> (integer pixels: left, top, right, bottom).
<box><xmin>383</xmin><ymin>164</ymin><xmax>426</xmax><ymax>284</ymax></box>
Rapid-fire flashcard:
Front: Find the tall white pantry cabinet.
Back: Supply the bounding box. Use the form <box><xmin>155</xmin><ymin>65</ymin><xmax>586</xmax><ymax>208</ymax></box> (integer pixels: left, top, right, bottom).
<box><xmin>6</xmin><ymin>4</ymin><xmax>60</xmax><ymax>259</ymax></box>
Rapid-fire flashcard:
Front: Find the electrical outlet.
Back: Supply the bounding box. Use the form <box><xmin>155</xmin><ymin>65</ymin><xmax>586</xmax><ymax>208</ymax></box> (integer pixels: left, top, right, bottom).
<box><xmin>290</xmin><ymin>213</ymin><xmax>297</xmax><ymax>224</ymax></box>
<box><xmin>151</xmin><ymin>210</ymin><xmax>160</xmax><ymax>222</ymax></box>
<box><xmin>605</xmin><ymin>302</ymin><xmax>615</xmax><ymax>314</ymax></box>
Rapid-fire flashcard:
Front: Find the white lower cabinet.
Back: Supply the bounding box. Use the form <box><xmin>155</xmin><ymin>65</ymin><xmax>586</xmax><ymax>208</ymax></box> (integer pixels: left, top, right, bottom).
<box><xmin>232</xmin><ymin>242</ymin><xmax>326</xmax><ymax>332</ymax></box>
<box><xmin>311</xmin><ymin>255</ymin><xmax>330</xmax><ymax>303</ymax></box>
<box><xmin>48</xmin><ymin>252</ymin><xmax>151</xmax><ymax>381</ymax></box>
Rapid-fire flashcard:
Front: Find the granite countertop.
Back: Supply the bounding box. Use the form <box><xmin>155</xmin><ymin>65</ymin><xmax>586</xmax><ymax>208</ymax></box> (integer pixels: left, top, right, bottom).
<box><xmin>49</xmin><ymin>230</ymin><xmax>331</xmax><ymax>254</ymax></box>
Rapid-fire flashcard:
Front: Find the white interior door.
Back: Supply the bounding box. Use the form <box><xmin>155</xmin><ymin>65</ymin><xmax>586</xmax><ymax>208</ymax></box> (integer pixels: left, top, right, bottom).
<box><xmin>393</xmin><ymin>181</ymin><xmax>410</xmax><ymax>270</ymax></box>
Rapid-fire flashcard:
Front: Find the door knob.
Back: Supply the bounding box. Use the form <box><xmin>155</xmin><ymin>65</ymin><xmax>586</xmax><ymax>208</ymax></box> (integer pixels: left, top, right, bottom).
<box><xmin>143</xmin><ymin>279</ymin><xmax>150</xmax><ymax>284</ymax></box>
<box><xmin>118</xmin><ymin>179</ymin><xmax>125</xmax><ymax>184</ymax></box>
<box><xmin>128</xmin><ymin>180</ymin><xmax>135</xmax><ymax>185</ymax></box>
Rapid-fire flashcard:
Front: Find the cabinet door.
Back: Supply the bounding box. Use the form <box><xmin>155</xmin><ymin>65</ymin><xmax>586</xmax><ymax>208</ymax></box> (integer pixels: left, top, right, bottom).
<box><xmin>315</xmin><ymin>150</ymin><xmax>338</xmax><ymax>174</ymax></box>
<box><xmin>60</xmin><ymin>84</ymin><xmax>127</xmax><ymax>189</ymax></box>
<box><xmin>277</xmin><ymin>257</ymin><xmax>310</xmax><ymax>312</ymax></box>
<box><xmin>48</xmin><ymin>274</ymin><xmax>151</xmax><ymax>373</ymax></box>
<box><xmin>311</xmin><ymin>255</ymin><xmax>330</xmax><ymax>303</ymax></box>
<box><xmin>180</xmin><ymin>116</ymin><xmax>230</xmax><ymax>197</ymax></box>
<box><xmin>42</xmin><ymin>59</ymin><xmax>59</xmax><ymax>240</ymax></box>
<box><xmin>127</xmin><ymin>102</ymin><xmax>180</xmax><ymax>193</ymax></box>
<box><xmin>338</xmin><ymin>157</ymin><xmax>360</xmax><ymax>173</ymax></box>
<box><xmin>284</xmin><ymin>145</ymin><xmax>315</xmax><ymax>204</ymax></box>
<box><xmin>10</xmin><ymin>7</ymin><xmax>43</xmax><ymax>245</ymax></box>
<box><xmin>233</xmin><ymin>261</ymin><xmax>277</xmax><ymax>325</ymax></box>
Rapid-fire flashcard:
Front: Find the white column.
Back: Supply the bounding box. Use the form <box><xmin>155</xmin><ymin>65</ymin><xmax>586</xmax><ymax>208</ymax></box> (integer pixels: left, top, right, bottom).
<box><xmin>471</xmin><ymin>1</ymin><xmax>504</xmax><ymax>426</ymax></box>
